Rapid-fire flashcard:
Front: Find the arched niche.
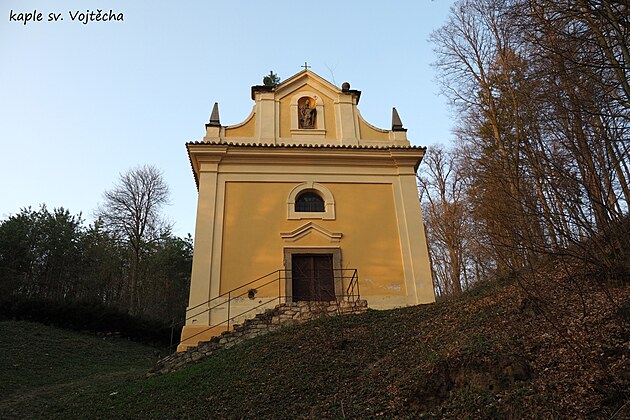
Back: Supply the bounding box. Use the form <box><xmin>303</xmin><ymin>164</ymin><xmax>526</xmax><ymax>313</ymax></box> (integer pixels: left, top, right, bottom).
<box><xmin>290</xmin><ymin>92</ymin><xmax>325</xmax><ymax>135</ymax></box>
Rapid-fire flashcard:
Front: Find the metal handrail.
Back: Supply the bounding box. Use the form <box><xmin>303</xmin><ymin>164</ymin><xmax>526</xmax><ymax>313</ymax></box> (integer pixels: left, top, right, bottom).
<box><xmin>184</xmin><ymin>271</ymin><xmax>286</xmax><ymax>323</ymax></box>
<box><xmin>345</xmin><ymin>269</ymin><xmax>360</xmax><ymax>299</ymax></box>
<box><xmin>185</xmin><ymin>269</ymin><xmax>287</xmax><ymax>314</ymax></box>
<box><xmin>170</xmin><ymin>268</ymin><xmax>360</xmax><ymax>350</ymax></box>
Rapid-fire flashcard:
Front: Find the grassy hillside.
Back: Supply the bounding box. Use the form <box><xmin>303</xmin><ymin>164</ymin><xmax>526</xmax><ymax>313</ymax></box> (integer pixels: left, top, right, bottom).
<box><xmin>0</xmin><ymin>321</ymin><xmax>160</xmax><ymax>419</ymax></box>
<box><xmin>1</xmin><ymin>257</ymin><xmax>628</xmax><ymax>419</ymax></box>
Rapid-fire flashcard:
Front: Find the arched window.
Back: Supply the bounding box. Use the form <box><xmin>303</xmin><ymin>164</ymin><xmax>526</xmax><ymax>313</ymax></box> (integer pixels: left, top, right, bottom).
<box><xmin>287</xmin><ymin>182</ymin><xmax>335</xmax><ymax>220</ymax></box>
<box><xmin>295</xmin><ymin>191</ymin><xmax>324</xmax><ymax>212</ymax></box>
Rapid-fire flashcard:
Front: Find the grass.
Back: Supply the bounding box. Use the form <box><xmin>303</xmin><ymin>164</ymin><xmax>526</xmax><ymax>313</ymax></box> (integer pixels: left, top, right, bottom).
<box><xmin>0</xmin><ymin>321</ymin><xmax>160</xmax><ymax>419</ymax></box>
<box><xmin>1</xmin><ymin>262</ymin><xmax>628</xmax><ymax>419</ymax></box>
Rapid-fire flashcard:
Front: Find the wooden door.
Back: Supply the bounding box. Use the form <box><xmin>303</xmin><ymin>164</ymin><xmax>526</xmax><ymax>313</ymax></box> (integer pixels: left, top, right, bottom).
<box><xmin>292</xmin><ymin>254</ymin><xmax>335</xmax><ymax>301</ymax></box>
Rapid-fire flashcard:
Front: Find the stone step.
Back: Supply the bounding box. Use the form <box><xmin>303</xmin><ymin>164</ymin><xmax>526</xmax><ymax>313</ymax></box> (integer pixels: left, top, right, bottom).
<box><xmin>148</xmin><ymin>299</ymin><xmax>369</xmax><ymax>376</ymax></box>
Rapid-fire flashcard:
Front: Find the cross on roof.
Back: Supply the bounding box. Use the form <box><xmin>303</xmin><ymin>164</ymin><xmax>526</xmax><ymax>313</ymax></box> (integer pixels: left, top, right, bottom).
<box><xmin>301</xmin><ymin>62</ymin><xmax>311</xmax><ymax>70</ymax></box>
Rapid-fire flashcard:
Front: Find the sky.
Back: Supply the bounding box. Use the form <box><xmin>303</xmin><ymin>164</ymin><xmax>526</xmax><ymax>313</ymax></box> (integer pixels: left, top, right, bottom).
<box><xmin>0</xmin><ymin>0</ymin><xmax>456</xmax><ymax>238</ymax></box>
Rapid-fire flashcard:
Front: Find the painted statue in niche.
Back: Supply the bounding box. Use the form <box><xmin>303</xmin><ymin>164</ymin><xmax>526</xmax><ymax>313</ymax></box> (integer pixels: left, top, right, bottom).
<box><xmin>298</xmin><ymin>97</ymin><xmax>317</xmax><ymax>129</ymax></box>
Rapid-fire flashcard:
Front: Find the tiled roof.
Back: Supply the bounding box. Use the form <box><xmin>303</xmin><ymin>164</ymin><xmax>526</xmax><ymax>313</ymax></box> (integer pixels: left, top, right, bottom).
<box><xmin>186</xmin><ymin>141</ymin><xmax>426</xmax><ymax>150</ymax></box>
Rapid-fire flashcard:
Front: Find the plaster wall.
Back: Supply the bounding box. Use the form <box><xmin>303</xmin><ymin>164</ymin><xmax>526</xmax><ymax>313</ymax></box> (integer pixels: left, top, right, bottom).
<box><xmin>219</xmin><ymin>182</ymin><xmax>406</xmax><ymax>297</ymax></box>
<box><xmin>358</xmin><ymin>117</ymin><xmax>390</xmax><ymax>141</ymax></box>
<box><xmin>225</xmin><ymin>111</ymin><xmax>256</xmax><ymax>138</ymax></box>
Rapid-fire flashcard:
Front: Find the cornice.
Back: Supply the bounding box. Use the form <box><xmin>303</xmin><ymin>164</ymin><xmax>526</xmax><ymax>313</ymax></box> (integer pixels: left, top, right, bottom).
<box><xmin>185</xmin><ymin>141</ymin><xmax>426</xmax><ymax>190</ymax></box>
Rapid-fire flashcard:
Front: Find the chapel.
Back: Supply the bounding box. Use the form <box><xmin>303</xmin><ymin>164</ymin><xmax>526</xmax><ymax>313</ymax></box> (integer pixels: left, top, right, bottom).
<box><xmin>179</xmin><ymin>69</ymin><xmax>434</xmax><ymax>350</ymax></box>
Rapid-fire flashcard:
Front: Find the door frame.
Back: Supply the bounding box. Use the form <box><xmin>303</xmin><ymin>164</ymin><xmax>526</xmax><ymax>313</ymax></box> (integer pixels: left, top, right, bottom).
<box><xmin>283</xmin><ymin>247</ymin><xmax>342</xmax><ymax>302</ymax></box>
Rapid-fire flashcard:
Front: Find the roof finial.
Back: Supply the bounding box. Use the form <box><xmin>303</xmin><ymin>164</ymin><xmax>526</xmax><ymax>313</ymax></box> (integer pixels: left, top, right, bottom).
<box><xmin>392</xmin><ymin>107</ymin><xmax>405</xmax><ymax>131</ymax></box>
<box><xmin>301</xmin><ymin>62</ymin><xmax>311</xmax><ymax>70</ymax></box>
<box><xmin>208</xmin><ymin>102</ymin><xmax>220</xmax><ymax>126</ymax></box>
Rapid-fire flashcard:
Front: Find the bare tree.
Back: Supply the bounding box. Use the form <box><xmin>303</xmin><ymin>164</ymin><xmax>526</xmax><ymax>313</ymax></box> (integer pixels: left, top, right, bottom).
<box><xmin>429</xmin><ymin>0</ymin><xmax>629</xmax><ymax>289</ymax></box>
<box><xmin>96</xmin><ymin>165</ymin><xmax>171</xmax><ymax>314</ymax></box>
<box><xmin>431</xmin><ymin>0</ymin><xmax>540</xmax><ymax>271</ymax></box>
<box><xmin>419</xmin><ymin>146</ymin><xmax>467</xmax><ymax>295</ymax></box>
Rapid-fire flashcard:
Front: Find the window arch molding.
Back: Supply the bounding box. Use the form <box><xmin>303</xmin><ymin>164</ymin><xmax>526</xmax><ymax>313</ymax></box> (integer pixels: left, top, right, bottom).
<box><xmin>287</xmin><ymin>182</ymin><xmax>335</xmax><ymax>220</ymax></box>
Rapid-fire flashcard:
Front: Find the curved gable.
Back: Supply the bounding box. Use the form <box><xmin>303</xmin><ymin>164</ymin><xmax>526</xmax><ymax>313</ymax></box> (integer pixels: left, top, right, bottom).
<box><xmin>202</xmin><ymin>69</ymin><xmax>409</xmax><ymax>147</ymax></box>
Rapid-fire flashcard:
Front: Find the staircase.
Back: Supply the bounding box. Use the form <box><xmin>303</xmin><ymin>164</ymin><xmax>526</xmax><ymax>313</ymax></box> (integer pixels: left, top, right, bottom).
<box><xmin>149</xmin><ymin>299</ymin><xmax>368</xmax><ymax>376</ymax></box>
<box><xmin>171</xmin><ymin>268</ymin><xmax>361</xmax><ymax>350</ymax></box>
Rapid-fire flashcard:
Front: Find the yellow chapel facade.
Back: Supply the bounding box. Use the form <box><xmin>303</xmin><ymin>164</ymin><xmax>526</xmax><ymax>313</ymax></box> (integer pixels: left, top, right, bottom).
<box><xmin>179</xmin><ymin>70</ymin><xmax>434</xmax><ymax>350</ymax></box>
